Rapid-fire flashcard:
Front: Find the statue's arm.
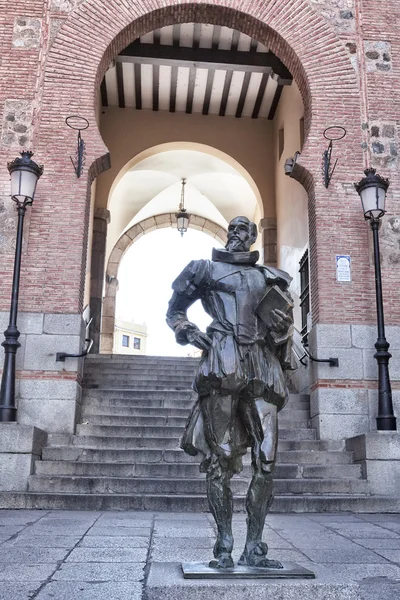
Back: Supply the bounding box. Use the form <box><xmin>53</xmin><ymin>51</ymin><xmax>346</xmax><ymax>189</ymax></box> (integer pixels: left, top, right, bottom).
<box><xmin>166</xmin><ymin>260</ymin><xmax>212</xmax><ymax>350</ymax></box>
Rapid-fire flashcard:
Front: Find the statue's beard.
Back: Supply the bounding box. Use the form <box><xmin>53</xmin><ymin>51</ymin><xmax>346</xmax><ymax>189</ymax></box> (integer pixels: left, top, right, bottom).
<box><xmin>226</xmin><ymin>238</ymin><xmax>249</xmax><ymax>253</ymax></box>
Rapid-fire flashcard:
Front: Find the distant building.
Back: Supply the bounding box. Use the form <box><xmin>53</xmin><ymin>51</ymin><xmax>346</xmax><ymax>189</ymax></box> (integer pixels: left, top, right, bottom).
<box><xmin>114</xmin><ymin>319</ymin><xmax>147</xmax><ymax>355</ymax></box>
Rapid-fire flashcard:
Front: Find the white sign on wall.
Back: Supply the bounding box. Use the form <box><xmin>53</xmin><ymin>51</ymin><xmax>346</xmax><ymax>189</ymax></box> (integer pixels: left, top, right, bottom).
<box><xmin>336</xmin><ymin>255</ymin><xmax>351</xmax><ymax>282</ymax></box>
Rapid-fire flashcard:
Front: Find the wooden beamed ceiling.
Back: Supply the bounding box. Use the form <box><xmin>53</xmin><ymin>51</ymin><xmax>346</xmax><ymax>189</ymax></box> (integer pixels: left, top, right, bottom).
<box><xmin>101</xmin><ymin>24</ymin><xmax>293</xmax><ymax>119</ymax></box>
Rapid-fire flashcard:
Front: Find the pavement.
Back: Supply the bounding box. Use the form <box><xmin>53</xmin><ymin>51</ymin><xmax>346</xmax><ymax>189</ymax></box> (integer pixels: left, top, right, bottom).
<box><xmin>1</xmin><ymin>510</ymin><xmax>400</xmax><ymax>599</ymax></box>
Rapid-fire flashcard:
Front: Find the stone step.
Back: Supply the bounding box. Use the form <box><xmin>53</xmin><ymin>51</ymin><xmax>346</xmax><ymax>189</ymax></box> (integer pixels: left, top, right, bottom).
<box><xmin>85</xmin><ymin>365</ymin><xmax>198</xmax><ymax>374</ymax></box>
<box><xmin>81</xmin><ymin>397</ymin><xmax>310</xmax><ymax>419</ymax></box>
<box><xmin>27</xmin><ymin>475</ymin><xmax>369</xmax><ymax>495</ymax></box>
<box><xmin>74</xmin><ymin>424</ymin><xmax>316</xmax><ymax>441</ymax></box>
<box><xmin>35</xmin><ymin>460</ymin><xmax>363</xmax><ymax>480</ymax></box>
<box><xmin>81</xmin><ymin>402</ymin><xmax>309</xmax><ymax>417</ymax></box>
<box><xmin>83</xmin><ymin>389</ymin><xmax>194</xmax><ymax>401</ymax></box>
<box><xmin>82</xmin><ymin>406</ymin><xmax>192</xmax><ymax>418</ymax></box>
<box><xmin>3</xmin><ymin>492</ymin><xmax>399</xmax><ymax>513</ymax></box>
<box><xmin>86</xmin><ymin>354</ymin><xmax>199</xmax><ymax>363</ymax></box>
<box><xmin>84</xmin><ymin>375</ymin><xmax>196</xmax><ymax>384</ymax></box>
<box><xmin>42</xmin><ymin>446</ymin><xmax>353</xmax><ymax>465</ymax></box>
<box><xmin>80</xmin><ymin>414</ymin><xmax>189</xmax><ymax>427</ymax></box>
<box><xmin>82</xmin><ymin>397</ymin><xmax>195</xmax><ymax>409</ymax></box>
<box><xmin>82</xmin><ymin>378</ymin><xmax>189</xmax><ymax>392</ymax></box>
<box><xmin>58</xmin><ymin>435</ymin><xmax>330</xmax><ymax>450</ymax></box>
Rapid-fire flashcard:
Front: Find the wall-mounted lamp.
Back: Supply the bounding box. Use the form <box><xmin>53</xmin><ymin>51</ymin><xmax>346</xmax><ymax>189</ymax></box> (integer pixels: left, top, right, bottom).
<box><xmin>284</xmin><ymin>151</ymin><xmax>301</xmax><ymax>177</ymax></box>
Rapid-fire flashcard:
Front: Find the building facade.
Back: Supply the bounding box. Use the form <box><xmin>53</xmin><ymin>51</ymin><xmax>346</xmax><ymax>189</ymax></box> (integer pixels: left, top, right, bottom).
<box><xmin>0</xmin><ymin>0</ymin><xmax>400</xmax><ymax>490</ymax></box>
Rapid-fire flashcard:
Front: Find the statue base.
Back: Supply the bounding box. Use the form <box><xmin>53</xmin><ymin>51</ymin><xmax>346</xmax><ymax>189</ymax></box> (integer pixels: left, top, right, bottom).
<box><xmin>182</xmin><ymin>562</ymin><xmax>315</xmax><ymax>579</ymax></box>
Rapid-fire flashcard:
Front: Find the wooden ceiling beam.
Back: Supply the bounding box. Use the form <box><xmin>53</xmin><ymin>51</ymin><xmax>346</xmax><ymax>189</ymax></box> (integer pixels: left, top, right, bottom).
<box><xmin>118</xmin><ymin>43</ymin><xmax>292</xmax><ymax>85</ymax></box>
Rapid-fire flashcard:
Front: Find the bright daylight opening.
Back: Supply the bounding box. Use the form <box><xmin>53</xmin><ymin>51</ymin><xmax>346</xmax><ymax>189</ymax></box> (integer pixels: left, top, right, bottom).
<box><xmin>115</xmin><ymin>227</ymin><xmax>223</xmax><ymax>356</ymax></box>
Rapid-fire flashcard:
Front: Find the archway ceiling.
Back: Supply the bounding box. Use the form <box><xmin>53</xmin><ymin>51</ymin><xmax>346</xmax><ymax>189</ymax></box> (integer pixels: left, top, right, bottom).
<box><xmin>101</xmin><ymin>23</ymin><xmax>292</xmax><ymax>119</ymax></box>
<box><xmin>106</xmin><ymin>149</ymin><xmax>258</xmax><ymax>258</ymax></box>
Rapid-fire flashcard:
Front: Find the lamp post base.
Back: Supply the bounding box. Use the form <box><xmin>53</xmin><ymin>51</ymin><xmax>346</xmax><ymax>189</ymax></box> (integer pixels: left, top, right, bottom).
<box><xmin>0</xmin><ymin>406</ymin><xmax>17</xmax><ymax>422</ymax></box>
<box><xmin>377</xmin><ymin>415</ymin><xmax>397</xmax><ymax>431</ymax></box>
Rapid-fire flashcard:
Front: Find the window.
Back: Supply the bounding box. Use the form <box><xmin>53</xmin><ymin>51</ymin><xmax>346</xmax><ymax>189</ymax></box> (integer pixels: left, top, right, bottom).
<box><xmin>278</xmin><ymin>128</ymin><xmax>284</xmax><ymax>159</ymax></box>
<box><xmin>299</xmin><ymin>250</ymin><xmax>310</xmax><ymax>346</ymax></box>
<box><xmin>122</xmin><ymin>334</ymin><xmax>129</xmax><ymax>347</ymax></box>
<box><xmin>133</xmin><ymin>337</ymin><xmax>141</xmax><ymax>350</ymax></box>
<box><xmin>300</xmin><ymin>117</ymin><xmax>305</xmax><ymax>151</ymax></box>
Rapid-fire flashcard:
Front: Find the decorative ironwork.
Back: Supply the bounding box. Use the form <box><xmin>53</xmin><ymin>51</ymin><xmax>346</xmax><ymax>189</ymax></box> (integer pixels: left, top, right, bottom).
<box><xmin>66</xmin><ymin>115</ymin><xmax>89</xmax><ymax>178</ymax></box>
<box><xmin>323</xmin><ymin>126</ymin><xmax>346</xmax><ymax>188</ymax></box>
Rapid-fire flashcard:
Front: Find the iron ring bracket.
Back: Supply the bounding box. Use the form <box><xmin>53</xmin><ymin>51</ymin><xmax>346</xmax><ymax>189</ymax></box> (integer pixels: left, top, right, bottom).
<box><xmin>323</xmin><ymin>126</ymin><xmax>346</xmax><ymax>188</ymax></box>
<box><xmin>299</xmin><ymin>345</ymin><xmax>339</xmax><ymax>368</ymax></box>
<box><xmin>66</xmin><ymin>115</ymin><xmax>89</xmax><ymax>179</ymax></box>
<box><xmin>56</xmin><ymin>317</ymin><xmax>93</xmax><ymax>362</ymax></box>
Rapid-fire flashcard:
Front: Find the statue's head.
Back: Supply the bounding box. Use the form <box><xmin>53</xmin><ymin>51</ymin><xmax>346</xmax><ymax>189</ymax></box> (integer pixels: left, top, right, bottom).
<box><xmin>226</xmin><ymin>216</ymin><xmax>257</xmax><ymax>253</ymax></box>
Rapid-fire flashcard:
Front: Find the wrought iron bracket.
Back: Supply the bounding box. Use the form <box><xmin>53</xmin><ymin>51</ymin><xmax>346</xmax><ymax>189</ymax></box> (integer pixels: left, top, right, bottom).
<box><xmin>323</xmin><ymin>126</ymin><xmax>346</xmax><ymax>188</ymax></box>
<box><xmin>56</xmin><ymin>318</ymin><xmax>93</xmax><ymax>362</ymax></box>
<box><xmin>299</xmin><ymin>345</ymin><xmax>339</xmax><ymax>368</ymax></box>
<box><xmin>66</xmin><ymin>116</ymin><xmax>89</xmax><ymax>178</ymax></box>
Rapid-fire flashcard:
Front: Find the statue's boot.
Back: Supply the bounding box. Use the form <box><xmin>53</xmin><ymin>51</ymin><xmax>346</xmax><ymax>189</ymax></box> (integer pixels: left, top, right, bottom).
<box><xmin>238</xmin><ymin>541</ymin><xmax>282</xmax><ymax>569</ymax></box>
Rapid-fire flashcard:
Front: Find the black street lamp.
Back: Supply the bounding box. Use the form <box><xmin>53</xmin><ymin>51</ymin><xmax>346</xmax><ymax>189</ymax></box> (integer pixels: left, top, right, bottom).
<box><xmin>355</xmin><ymin>167</ymin><xmax>397</xmax><ymax>431</ymax></box>
<box><xmin>0</xmin><ymin>151</ymin><xmax>43</xmax><ymax>422</ymax></box>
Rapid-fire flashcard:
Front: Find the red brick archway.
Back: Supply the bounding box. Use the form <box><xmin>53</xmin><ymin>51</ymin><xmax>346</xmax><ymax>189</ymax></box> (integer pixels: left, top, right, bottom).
<box><xmin>30</xmin><ymin>0</ymin><xmax>365</xmax><ymax>326</ymax></box>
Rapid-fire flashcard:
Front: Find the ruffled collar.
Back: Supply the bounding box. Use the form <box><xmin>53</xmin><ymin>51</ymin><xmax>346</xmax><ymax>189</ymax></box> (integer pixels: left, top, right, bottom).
<box><xmin>212</xmin><ymin>247</ymin><xmax>259</xmax><ymax>265</ymax></box>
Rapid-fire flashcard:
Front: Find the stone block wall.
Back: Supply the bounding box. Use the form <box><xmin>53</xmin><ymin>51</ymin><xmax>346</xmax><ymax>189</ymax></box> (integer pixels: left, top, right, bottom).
<box><xmin>0</xmin><ymin>311</ymin><xmax>84</xmax><ymax>434</ymax></box>
<box><xmin>309</xmin><ymin>324</ymin><xmax>400</xmax><ymax>439</ymax></box>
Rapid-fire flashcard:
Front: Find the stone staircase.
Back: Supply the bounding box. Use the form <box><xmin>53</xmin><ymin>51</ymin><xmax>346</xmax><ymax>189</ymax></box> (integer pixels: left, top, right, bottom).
<box><xmin>2</xmin><ymin>354</ymin><xmax>398</xmax><ymax>511</ymax></box>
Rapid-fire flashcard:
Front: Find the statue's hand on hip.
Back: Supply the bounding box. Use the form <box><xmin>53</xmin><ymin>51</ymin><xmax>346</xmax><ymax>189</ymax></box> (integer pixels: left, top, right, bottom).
<box><xmin>186</xmin><ymin>328</ymin><xmax>212</xmax><ymax>351</ymax></box>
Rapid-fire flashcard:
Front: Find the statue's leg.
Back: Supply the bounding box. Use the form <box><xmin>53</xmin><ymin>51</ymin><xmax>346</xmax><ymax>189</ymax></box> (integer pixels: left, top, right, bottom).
<box><xmin>201</xmin><ymin>392</ymin><xmax>238</xmax><ymax>569</ymax></box>
<box><xmin>238</xmin><ymin>400</ymin><xmax>282</xmax><ymax>568</ymax></box>
<box><xmin>206</xmin><ymin>459</ymin><xmax>235</xmax><ymax>568</ymax></box>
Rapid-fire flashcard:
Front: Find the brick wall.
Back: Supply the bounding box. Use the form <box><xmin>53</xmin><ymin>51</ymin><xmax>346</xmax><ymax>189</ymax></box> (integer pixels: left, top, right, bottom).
<box><xmin>0</xmin><ymin>0</ymin><xmax>399</xmax><ymax>325</ymax></box>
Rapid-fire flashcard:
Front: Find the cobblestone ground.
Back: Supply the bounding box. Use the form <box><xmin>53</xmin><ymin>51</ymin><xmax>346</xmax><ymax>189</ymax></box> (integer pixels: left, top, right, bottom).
<box><xmin>0</xmin><ymin>511</ymin><xmax>400</xmax><ymax>599</ymax></box>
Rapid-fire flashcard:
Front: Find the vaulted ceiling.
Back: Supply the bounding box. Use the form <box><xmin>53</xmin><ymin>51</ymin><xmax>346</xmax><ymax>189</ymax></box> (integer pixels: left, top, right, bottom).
<box><xmin>101</xmin><ymin>23</ymin><xmax>292</xmax><ymax>119</ymax></box>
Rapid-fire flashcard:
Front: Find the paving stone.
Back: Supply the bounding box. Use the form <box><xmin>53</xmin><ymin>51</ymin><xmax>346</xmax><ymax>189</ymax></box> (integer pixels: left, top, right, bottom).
<box><xmin>0</xmin><ymin>547</ymin><xmax>69</xmax><ymax>563</ymax></box>
<box><xmin>66</xmin><ymin>547</ymin><xmax>148</xmax><ymax>562</ymax></box>
<box><xmin>152</xmin><ymin>537</ymin><xmax>214</xmax><ymax>549</ymax></box>
<box><xmin>0</xmin><ymin>526</ymin><xmax>27</xmax><ymax>537</ymax></box>
<box><xmin>6</xmin><ymin>535</ymin><xmax>80</xmax><ymax>548</ymax></box>
<box><xmin>279</xmin><ymin>534</ymin><xmax>359</xmax><ymax>550</ymax></box>
<box><xmin>35</xmin><ymin>580</ymin><xmax>143</xmax><ymax>600</ymax></box>
<box><xmin>154</xmin><ymin>526</ymin><xmax>214</xmax><ymax>538</ymax></box>
<box><xmin>53</xmin><ymin>562</ymin><xmax>145</xmax><ymax>581</ymax></box>
<box><xmin>152</xmin><ymin>547</ymin><xmax>216</xmax><ymax>562</ymax></box>
<box><xmin>317</xmin><ymin>562</ymin><xmax>400</xmax><ymax>580</ymax></box>
<box><xmin>79</xmin><ymin>535</ymin><xmax>149</xmax><ymax>548</ymax></box>
<box><xmin>0</xmin><ymin>563</ymin><xmax>57</xmax><ymax>581</ymax></box>
<box><xmin>0</xmin><ymin>583</ymin><xmax>42</xmax><ymax>600</ymax></box>
<box><xmin>300</xmin><ymin>548</ymin><xmax>388</xmax><ymax>563</ymax></box>
<box><xmin>370</xmin><ymin>549</ymin><xmax>400</xmax><ymax>563</ymax></box>
<box><xmin>87</xmin><ymin>526</ymin><xmax>151</xmax><ymax>537</ymax></box>
<box><xmin>339</xmin><ymin>526</ymin><xmax>400</xmax><ymax>539</ymax></box>
<box><xmin>356</xmin><ymin>538</ymin><xmax>400</xmax><ymax>550</ymax></box>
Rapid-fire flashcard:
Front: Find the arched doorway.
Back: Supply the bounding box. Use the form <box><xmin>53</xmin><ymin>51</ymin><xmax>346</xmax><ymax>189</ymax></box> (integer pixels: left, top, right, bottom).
<box><xmin>100</xmin><ymin>213</ymin><xmax>228</xmax><ymax>353</ymax></box>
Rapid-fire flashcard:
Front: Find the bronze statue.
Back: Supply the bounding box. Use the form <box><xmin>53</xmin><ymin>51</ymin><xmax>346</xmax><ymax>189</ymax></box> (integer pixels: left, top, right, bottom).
<box><xmin>167</xmin><ymin>216</ymin><xmax>294</xmax><ymax>570</ymax></box>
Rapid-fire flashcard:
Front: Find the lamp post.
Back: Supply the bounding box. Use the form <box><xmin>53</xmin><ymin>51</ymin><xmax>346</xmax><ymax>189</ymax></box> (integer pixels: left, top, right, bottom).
<box><xmin>355</xmin><ymin>167</ymin><xmax>397</xmax><ymax>431</ymax></box>
<box><xmin>0</xmin><ymin>151</ymin><xmax>43</xmax><ymax>422</ymax></box>
<box><xmin>176</xmin><ymin>178</ymin><xmax>190</xmax><ymax>237</ymax></box>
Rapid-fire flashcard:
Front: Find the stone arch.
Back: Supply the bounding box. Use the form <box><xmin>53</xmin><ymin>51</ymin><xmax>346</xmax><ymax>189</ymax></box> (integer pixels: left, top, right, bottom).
<box><xmin>33</xmin><ymin>0</ymin><xmax>363</xmax><ymax>325</ymax></box>
<box><xmin>106</xmin><ymin>141</ymin><xmax>264</xmax><ymax>218</ymax></box>
<box><xmin>100</xmin><ymin>213</ymin><xmax>228</xmax><ymax>353</ymax></box>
